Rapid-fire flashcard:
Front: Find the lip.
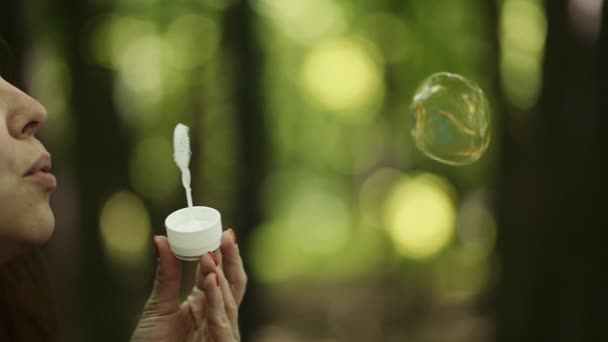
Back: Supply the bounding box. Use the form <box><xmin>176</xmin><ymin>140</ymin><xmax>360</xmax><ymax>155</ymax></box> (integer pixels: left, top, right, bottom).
<box><xmin>24</xmin><ymin>153</ymin><xmax>57</xmax><ymax>190</ymax></box>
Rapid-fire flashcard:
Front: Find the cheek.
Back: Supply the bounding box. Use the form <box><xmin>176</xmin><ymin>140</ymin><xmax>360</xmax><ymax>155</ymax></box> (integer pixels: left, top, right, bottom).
<box><xmin>0</xmin><ymin>129</ymin><xmax>20</xmax><ymax>232</ymax></box>
<box><xmin>0</xmin><ymin>134</ymin><xmax>18</xmax><ymax>175</ymax></box>
<box><xmin>0</xmin><ymin>152</ymin><xmax>18</xmax><ymax>230</ymax></box>
<box><xmin>0</xmin><ymin>188</ymin><xmax>22</xmax><ymax>241</ymax></box>
<box><xmin>0</xmin><ymin>174</ymin><xmax>15</xmax><ymax>229</ymax></box>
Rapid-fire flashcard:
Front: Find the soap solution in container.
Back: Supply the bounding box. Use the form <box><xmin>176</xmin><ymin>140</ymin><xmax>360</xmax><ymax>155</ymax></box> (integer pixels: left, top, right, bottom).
<box><xmin>165</xmin><ymin>206</ymin><xmax>222</xmax><ymax>261</ymax></box>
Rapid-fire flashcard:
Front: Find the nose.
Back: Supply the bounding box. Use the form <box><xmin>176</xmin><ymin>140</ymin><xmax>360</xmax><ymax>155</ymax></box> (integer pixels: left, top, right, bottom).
<box><xmin>6</xmin><ymin>85</ymin><xmax>48</xmax><ymax>139</ymax></box>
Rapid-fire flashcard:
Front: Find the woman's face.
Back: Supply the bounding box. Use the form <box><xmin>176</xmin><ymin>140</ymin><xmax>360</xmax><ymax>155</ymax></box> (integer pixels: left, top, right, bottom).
<box><xmin>0</xmin><ymin>76</ymin><xmax>55</xmax><ymax>263</ymax></box>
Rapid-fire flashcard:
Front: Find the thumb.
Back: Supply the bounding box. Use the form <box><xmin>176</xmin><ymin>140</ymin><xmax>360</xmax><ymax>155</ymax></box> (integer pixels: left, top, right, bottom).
<box><xmin>143</xmin><ymin>235</ymin><xmax>182</xmax><ymax>315</ymax></box>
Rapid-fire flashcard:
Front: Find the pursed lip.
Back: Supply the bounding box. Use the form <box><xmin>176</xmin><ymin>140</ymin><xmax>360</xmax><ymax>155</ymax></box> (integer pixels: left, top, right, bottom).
<box><xmin>25</xmin><ymin>153</ymin><xmax>53</xmax><ymax>176</ymax></box>
<box><xmin>24</xmin><ymin>153</ymin><xmax>57</xmax><ymax>190</ymax></box>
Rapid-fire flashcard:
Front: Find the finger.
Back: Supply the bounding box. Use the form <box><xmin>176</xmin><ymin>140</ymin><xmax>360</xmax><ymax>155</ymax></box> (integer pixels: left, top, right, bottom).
<box><xmin>216</xmin><ymin>248</ymin><xmax>223</xmax><ymax>267</ymax></box>
<box><xmin>202</xmin><ymin>272</ymin><xmax>236</xmax><ymax>341</ymax></box>
<box><xmin>144</xmin><ymin>236</ymin><xmax>182</xmax><ymax>315</ymax></box>
<box><xmin>196</xmin><ymin>251</ymin><xmax>219</xmax><ymax>287</ymax></box>
<box><xmin>217</xmin><ymin>264</ymin><xmax>239</xmax><ymax>331</ymax></box>
<box><xmin>220</xmin><ymin>229</ymin><xmax>247</xmax><ymax>304</ymax></box>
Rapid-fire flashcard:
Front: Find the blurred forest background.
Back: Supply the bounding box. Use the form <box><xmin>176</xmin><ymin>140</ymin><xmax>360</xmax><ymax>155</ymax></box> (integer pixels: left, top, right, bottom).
<box><xmin>2</xmin><ymin>0</ymin><xmax>608</xmax><ymax>341</ymax></box>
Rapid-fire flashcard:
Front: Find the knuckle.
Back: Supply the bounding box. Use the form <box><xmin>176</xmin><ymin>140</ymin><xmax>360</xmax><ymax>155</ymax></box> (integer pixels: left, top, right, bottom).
<box><xmin>209</xmin><ymin>313</ymin><xmax>231</xmax><ymax>329</ymax></box>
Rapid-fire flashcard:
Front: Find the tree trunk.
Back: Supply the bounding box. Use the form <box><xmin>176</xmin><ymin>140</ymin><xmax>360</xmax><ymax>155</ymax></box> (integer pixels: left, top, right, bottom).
<box><xmin>0</xmin><ymin>0</ymin><xmax>26</xmax><ymax>86</ymax></box>
<box><xmin>58</xmin><ymin>1</ymin><xmax>132</xmax><ymax>340</ymax></box>
<box><xmin>222</xmin><ymin>1</ymin><xmax>269</xmax><ymax>340</ymax></box>
<box><xmin>495</xmin><ymin>1</ymin><xmax>607</xmax><ymax>341</ymax></box>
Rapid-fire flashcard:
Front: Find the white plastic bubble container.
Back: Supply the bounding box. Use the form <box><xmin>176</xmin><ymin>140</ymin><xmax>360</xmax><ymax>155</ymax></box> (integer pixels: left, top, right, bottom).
<box><xmin>165</xmin><ymin>206</ymin><xmax>222</xmax><ymax>261</ymax></box>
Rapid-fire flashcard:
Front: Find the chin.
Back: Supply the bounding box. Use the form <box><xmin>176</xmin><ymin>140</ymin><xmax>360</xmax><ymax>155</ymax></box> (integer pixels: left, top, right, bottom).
<box><xmin>18</xmin><ymin>202</ymin><xmax>56</xmax><ymax>246</ymax></box>
<box><xmin>0</xmin><ymin>192</ymin><xmax>56</xmax><ymax>263</ymax></box>
<box><xmin>31</xmin><ymin>206</ymin><xmax>55</xmax><ymax>245</ymax></box>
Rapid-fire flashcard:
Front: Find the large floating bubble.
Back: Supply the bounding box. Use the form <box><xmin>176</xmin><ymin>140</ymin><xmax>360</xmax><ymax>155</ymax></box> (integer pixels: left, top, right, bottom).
<box><xmin>410</xmin><ymin>72</ymin><xmax>490</xmax><ymax>166</ymax></box>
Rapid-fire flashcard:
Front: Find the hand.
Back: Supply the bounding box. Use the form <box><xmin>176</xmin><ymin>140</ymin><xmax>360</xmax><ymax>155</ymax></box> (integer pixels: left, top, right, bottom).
<box><xmin>131</xmin><ymin>230</ymin><xmax>247</xmax><ymax>342</ymax></box>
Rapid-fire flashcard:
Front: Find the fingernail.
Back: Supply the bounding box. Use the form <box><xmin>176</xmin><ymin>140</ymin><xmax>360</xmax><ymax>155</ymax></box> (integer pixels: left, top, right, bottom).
<box><xmin>208</xmin><ymin>252</ymin><xmax>218</xmax><ymax>266</ymax></box>
<box><xmin>228</xmin><ymin>228</ymin><xmax>238</xmax><ymax>244</ymax></box>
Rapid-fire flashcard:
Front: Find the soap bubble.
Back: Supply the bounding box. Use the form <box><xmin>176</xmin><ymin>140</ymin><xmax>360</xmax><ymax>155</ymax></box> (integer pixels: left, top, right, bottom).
<box><xmin>410</xmin><ymin>72</ymin><xmax>490</xmax><ymax>166</ymax></box>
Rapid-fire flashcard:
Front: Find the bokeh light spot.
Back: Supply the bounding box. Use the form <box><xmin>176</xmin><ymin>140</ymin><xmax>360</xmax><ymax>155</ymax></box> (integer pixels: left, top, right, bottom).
<box><xmin>250</xmin><ymin>222</ymin><xmax>298</xmax><ymax>283</ymax></box>
<box><xmin>284</xmin><ymin>188</ymin><xmax>351</xmax><ymax>256</ymax></box>
<box><xmin>251</xmin><ymin>177</ymin><xmax>357</xmax><ymax>283</ymax></box>
<box><xmin>89</xmin><ymin>15</ymin><xmax>157</xmax><ymax>69</ymax></box>
<box><xmin>301</xmin><ymin>38</ymin><xmax>384</xmax><ymax>118</ymax></box>
<box><xmin>117</xmin><ymin>34</ymin><xmax>169</xmax><ymax>96</ymax></box>
<box><xmin>99</xmin><ymin>191</ymin><xmax>151</xmax><ymax>268</ymax></box>
<box><xmin>383</xmin><ymin>173</ymin><xmax>456</xmax><ymax>260</ymax></box>
<box><xmin>500</xmin><ymin>0</ymin><xmax>547</xmax><ymax>110</ymax></box>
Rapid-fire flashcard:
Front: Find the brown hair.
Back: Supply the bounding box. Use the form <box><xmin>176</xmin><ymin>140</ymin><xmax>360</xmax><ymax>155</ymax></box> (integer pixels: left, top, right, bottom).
<box><xmin>0</xmin><ymin>249</ymin><xmax>57</xmax><ymax>341</ymax></box>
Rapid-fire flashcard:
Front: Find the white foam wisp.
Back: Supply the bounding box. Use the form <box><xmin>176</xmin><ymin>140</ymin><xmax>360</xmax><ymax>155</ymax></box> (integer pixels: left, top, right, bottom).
<box><xmin>173</xmin><ymin>123</ymin><xmax>193</xmax><ymax>208</ymax></box>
